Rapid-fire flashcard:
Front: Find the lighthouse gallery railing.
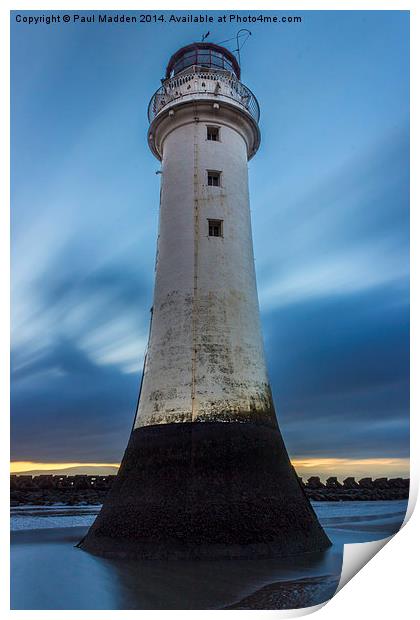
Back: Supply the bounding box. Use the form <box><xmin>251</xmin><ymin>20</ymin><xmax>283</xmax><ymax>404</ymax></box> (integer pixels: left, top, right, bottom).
<box><xmin>148</xmin><ymin>67</ymin><xmax>260</xmax><ymax>123</ymax></box>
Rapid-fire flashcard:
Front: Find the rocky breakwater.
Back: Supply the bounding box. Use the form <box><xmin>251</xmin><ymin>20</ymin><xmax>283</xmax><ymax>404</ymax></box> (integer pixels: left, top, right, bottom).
<box><xmin>10</xmin><ymin>474</ymin><xmax>115</xmax><ymax>506</ymax></box>
<box><xmin>10</xmin><ymin>474</ymin><xmax>410</xmax><ymax>506</ymax></box>
<box><xmin>301</xmin><ymin>476</ymin><xmax>410</xmax><ymax>501</ymax></box>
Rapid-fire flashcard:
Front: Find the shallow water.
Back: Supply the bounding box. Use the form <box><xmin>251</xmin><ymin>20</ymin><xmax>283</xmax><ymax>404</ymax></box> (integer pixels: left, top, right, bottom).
<box><xmin>10</xmin><ymin>500</ymin><xmax>407</xmax><ymax>610</ymax></box>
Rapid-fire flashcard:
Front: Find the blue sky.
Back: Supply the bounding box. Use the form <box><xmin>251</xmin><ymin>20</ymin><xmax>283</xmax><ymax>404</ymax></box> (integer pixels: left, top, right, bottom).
<box><xmin>11</xmin><ymin>11</ymin><xmax>409</xmax><ymax>473</ymax></box>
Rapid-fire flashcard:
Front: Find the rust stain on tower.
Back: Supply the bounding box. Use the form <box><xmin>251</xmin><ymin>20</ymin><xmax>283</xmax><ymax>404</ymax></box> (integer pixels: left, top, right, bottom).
<box><xmin>80</xmin><ymin>42</ymin><xmax>331</xmax><ymax>559</ymax></box>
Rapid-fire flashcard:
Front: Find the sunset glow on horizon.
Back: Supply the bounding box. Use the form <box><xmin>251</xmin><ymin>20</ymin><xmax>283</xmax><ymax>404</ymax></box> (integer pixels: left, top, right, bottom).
<box><xmin>10</xmin><ymin>462</ymin><xmax>120</xmax><ymax>473</ymax></box>
<box><xmin>10</xmin><ymin>457</ymin><xmax>410</xmax><ymax>480</ymax></box>
<box><xmin>291</xmin><ymin>457</ymin><xmax>410</xmax><ymax>480</ymax></box>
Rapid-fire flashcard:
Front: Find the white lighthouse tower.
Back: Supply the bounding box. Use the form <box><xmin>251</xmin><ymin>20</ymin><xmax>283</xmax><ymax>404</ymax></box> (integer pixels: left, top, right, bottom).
<box><xmin>81</xmin><ymin>42</ymin><xmax>331</xmax><ymax>559</ymax></box>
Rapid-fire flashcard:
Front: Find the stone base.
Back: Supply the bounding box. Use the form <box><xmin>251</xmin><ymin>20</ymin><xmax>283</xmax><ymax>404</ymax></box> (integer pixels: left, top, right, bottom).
<box><xmin>79</xmin><ymin>421</ymin><xmax>331</xmax><ymax>559</ymax></box>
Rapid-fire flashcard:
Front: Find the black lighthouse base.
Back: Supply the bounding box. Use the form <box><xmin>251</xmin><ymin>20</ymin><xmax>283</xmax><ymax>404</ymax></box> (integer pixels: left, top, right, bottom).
<box><xmin>79</xmin><ymin>421</ymin><xmax>331</xmax><ymax>559</ymax></box>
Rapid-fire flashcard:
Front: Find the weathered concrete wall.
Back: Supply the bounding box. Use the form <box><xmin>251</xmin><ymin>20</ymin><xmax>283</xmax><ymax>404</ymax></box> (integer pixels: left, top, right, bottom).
<box><xmin>134</xmin><ymin>98</ymin><xmax>269</xmax><ymax>428</ymax></box>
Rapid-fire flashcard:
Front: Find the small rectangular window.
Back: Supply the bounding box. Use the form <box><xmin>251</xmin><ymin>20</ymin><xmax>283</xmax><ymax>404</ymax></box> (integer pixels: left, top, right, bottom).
<box><xmin>208</xmin><ymin>219</ymin><xmax>223</xmax><ymax>237</ymax></box>
<box><xmin>207</xmin><ymin>126</ymin><xmax>220</xmax><ymax>141</ymax></box>
<box><xmin>208</xmin><ymin>171</ymin><xmax>221</xmax><ymax>187</ymax></box>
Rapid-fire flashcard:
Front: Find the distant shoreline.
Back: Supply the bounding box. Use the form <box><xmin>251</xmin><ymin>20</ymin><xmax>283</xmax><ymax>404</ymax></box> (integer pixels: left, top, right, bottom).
<box><xmin>10</xmin><ymin>474</ymin><xmax>409</xmax><ymax>505</ymax></box>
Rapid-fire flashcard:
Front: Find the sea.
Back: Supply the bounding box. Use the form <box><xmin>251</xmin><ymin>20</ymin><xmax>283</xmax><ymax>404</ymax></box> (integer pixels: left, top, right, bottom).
<box><xmin>10</xmin><ymin>500</ymin><xmax>408</xmax><ymax>610</ymax></box>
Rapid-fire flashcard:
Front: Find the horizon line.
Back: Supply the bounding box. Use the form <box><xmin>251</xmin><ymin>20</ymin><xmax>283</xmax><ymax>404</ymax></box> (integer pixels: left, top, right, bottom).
<box><xmin>10</xmin><ymin>457</ymin><xmax>410</xmax><ymax>478</ymax></box>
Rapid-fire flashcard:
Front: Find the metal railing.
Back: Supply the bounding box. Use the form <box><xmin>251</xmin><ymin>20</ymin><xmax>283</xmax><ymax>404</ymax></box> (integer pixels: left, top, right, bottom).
<box><xmin>147</xmin><ymin>66</ymin><xmax>260</xmax><ymax>124</ymax></box>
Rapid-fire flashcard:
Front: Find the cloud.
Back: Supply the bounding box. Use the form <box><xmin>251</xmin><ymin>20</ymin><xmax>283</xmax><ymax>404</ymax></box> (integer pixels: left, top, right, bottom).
<box><xmin>263</xmin><ymin>283</ymin><xmax>409</xmax><ymax>459</ymax></box>
<box><xmin>11</xmin><ymin>132</ymin><xmax>409</xmax><ymax>462</ymax></box>
<box><xmin>253</xmin><ymin>128</ymin><xmax>409</xmax><ymax>310</ymax></box>
<box><xmin>11</xmin><ymin>336</ymin><xmax>140</xmax><ymax>463</ymax></box>
<box><xmin>11</xmin><ymin>20</ymin><xmax>409</xmax><ymax>467</ymax></box>
<box><xmin>11</xmin><ymin>254</ymin><xmax>153</xmax><ymax>462</ymax></box>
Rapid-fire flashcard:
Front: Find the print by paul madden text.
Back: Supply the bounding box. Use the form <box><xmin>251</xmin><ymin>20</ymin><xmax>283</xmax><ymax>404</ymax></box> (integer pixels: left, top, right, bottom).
<box><xmin>14</xmin><ymin>13</ymin><xmax>303</xmax><ymax>26</ymax></box>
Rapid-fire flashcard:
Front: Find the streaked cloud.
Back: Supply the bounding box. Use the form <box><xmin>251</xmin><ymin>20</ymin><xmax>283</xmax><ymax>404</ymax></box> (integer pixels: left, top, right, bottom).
<box><xmin>11</xmin><ymin>12</ymin><xmax>409</xmax><ymax>471</ymax></box>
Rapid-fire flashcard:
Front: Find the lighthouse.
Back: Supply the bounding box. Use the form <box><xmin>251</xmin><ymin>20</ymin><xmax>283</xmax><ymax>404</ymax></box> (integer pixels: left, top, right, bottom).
<box><xmin>80</xmin><ymin>42</ymin><xmax>331</xmax><ymax>559</ymax></box>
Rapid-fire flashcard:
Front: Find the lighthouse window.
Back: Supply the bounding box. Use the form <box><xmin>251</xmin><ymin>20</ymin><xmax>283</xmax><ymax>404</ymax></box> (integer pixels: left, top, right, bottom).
<box><xmin>207</xmin><ymin>126</ymin><xmax>220</xmax><ymax>141</ymax></box>
<box><xmin>208</xmin><ymin>171</ymin><xmax>221</xmax><ymax>186</ymax></box>
<box><xmin>208</xmin><ymin>219</ymin><xmax>223</xmax><ymax>237</ymax></box>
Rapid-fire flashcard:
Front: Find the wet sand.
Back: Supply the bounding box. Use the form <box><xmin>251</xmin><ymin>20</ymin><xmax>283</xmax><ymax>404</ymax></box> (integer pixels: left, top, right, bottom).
<box><xmin>226</xmin><ymin>575</ymin><xmax>339</xmax><ymax>609</ymax></box>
